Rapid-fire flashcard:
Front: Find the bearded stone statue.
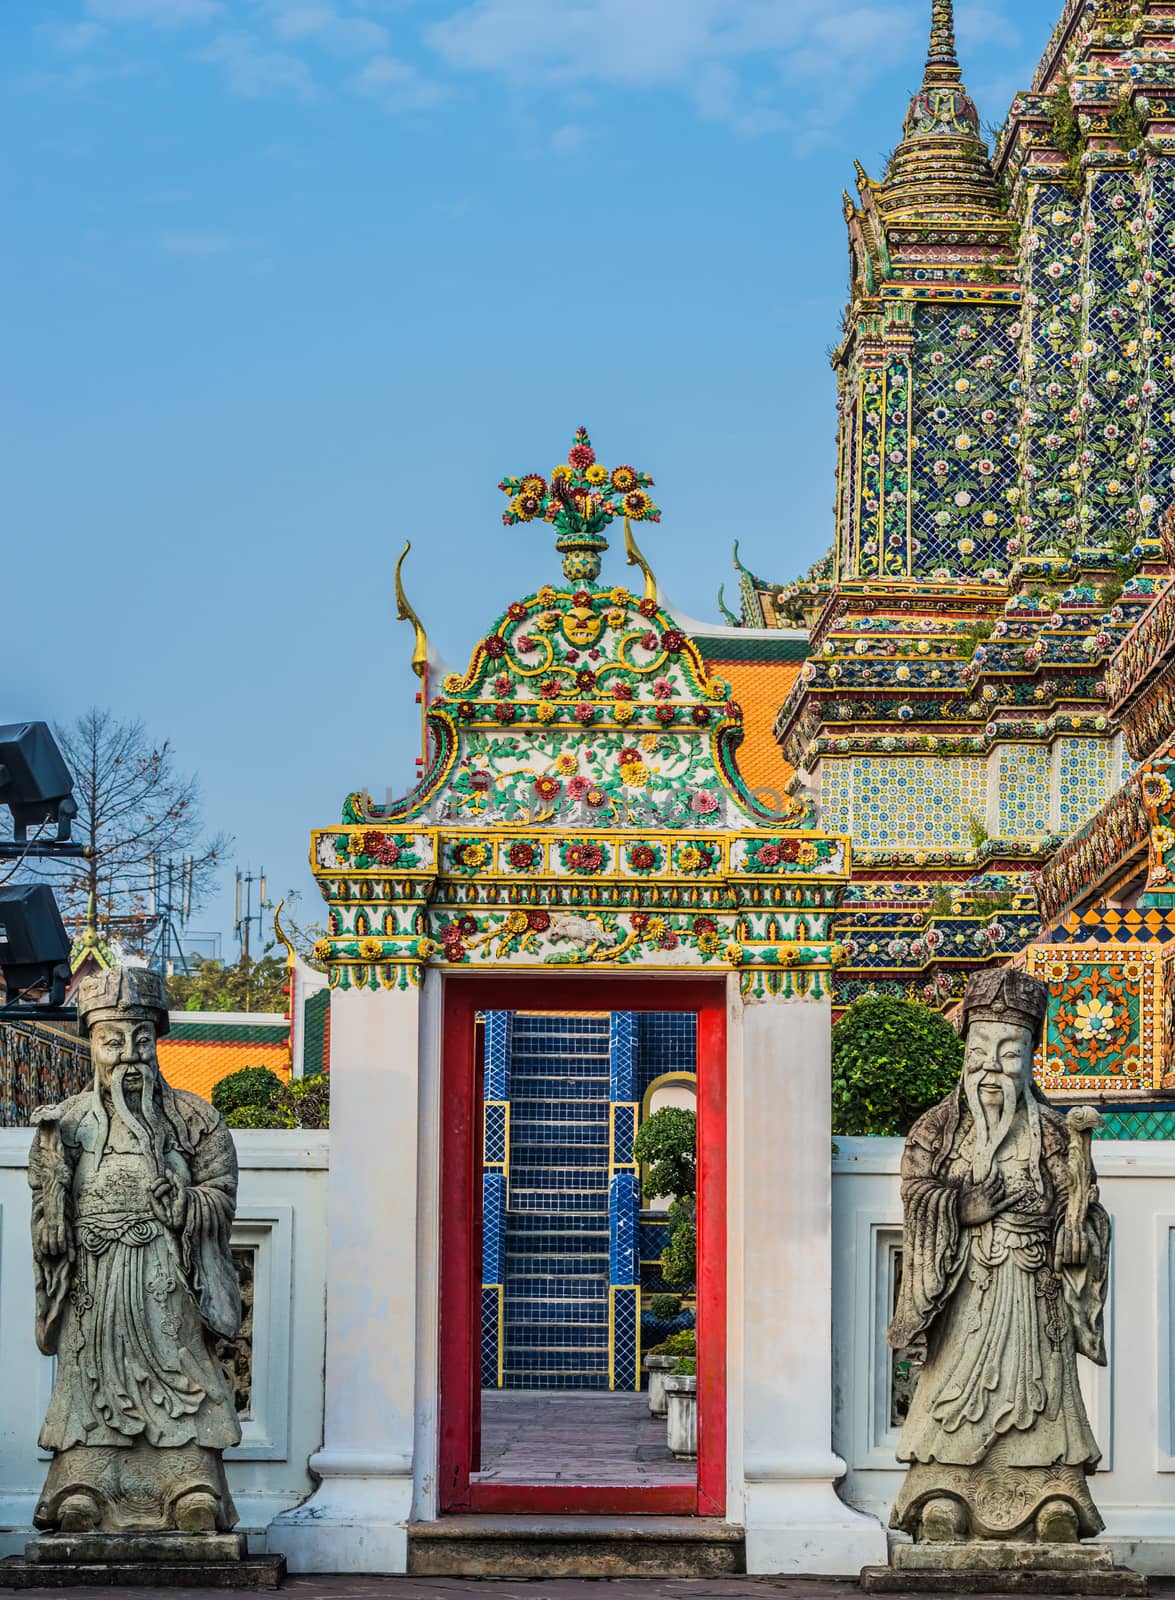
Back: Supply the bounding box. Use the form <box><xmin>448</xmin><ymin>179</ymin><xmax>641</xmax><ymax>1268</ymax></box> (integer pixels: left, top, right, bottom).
<box><xmin>28</xmin><ymin>966</ymin><xmax>243</xmax><ymax>1537</ymax></box>
<box><xmin>887</xmin><ymin>967</ymin><xmax>1110</xmax><ymax>1550</ymax></box>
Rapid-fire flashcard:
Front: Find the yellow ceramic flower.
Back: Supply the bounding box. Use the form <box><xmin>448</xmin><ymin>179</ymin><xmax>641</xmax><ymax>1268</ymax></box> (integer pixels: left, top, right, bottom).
<box><xmin>613</xmin><ymin>702</ymin><xmax>635</xmax><ymax>724</ymax></box>
<box><xmin>416</xmin><ymin>938</ymin><xmax>438</xmax><ymax>961</ymax></box>
<box><xmin>620</xmin><ymin>761</ymin><xmax>648</xmax><ymax>787</ymax></box>
<box><xmin>778</xmin><ymin>947</ymin><xmax>799</xmax><ymax>968</ymax></box>
<box><xmin>724</xmin><ymin>941</ymin><xmax>745</xmax><ymax>966</ymax></box>
<box><xmin>585</xmin><ymin>463</ymin><xmax>608</xmax><ymax>485</ymax></box>
<box><xmin>536</xmin><ymin>702</ymin><xmax>557</xmax><ymax>724</ymax></box>
<box><xmin>796</xmin><ymin>842</ymin><xmax>819</xmax><ymax>867</ymax></box>
<box><xmin>358</xmin><ymin>937</ymin><xmax>384</xmax><ymax>961</ymax></box>
<box><xmin>697</xmin><ymin>932</ymin><xmax>721</xmax><ymax>956</ymax></box>
<box><xmin>1143</xmin><ymin>774</ymin><xmax>1172</xmax><ymax>807</ymax></box>
<box><xmin>640</xmin><ymin>734</ymin><xmax>660</xmax><ymax>752</ymax></box>
<box><xmin>555</xmin><ymin>753</ymin><xmax>578</xmax><ymax>775</ymax></box>
<box><xmin>510</xmin><ymin>494</ymin><xmax>536</xmax><ymax>521</ymax></box>
<box><xmin>312</xmin><ymin>938</ymin><xmax>333</xmax><ymax>963</ymax></box>
<box><xmin>706</xmin><ymin>680</ymin><xmax>728</xmax><ymax>701</ymax></box>
<box><xmin>538</xmin><ymin>585</ymin><xmax>557</xmax><ymax>604</ymax></box>
<box><xmin>606</xmin><ymin>608</ymin><xmax>627</xmax><ymax>627</ymax></box>
<box><xmin>644</xmin><ymin>916</ymin><xmax>668</xmax><ymax>940</ymax></box>
<box><xmin>443</xmin><ymin>673</ymin><xmax>463</xmax><ymax>694</ymax></box>
<box><xmin>551</xmin><ymin>467</ymin><xmax>571</xmax><ymax>484</ymax></box>
<box><xmin>610</xmin><ymin>587</ymin><xmax>631</xmax><ymax>604</ymax></box>
<box><xmin>536</xmin><ymin>612</ymin><xmax>559</xmax><ymax>632</ymax></box>
<box><xmin>504</xmin><ymin>910</ymin><xmax>529</xmax><ymax>935</ymax></box>
<box><xmin>1073</xmin><ymin>996</ymin><xmax>1117</xmax><ymax>1043</ymax></box>
<box><xmin>678</xmin><ymin>846</ymin><xmax>705</xmax><ymax>871</ymax></box>
<box><xmin>1152</xmin><ymin>825</ymin><xmax>1175</xmax><ymax>854</ymax></box>
<box><xmin>348</xmin><ymin>833</ymin><xmax>367</xmax><ymax>855</ymax></box>
<box><xmin>461</xmin><ymin>842</ymin><xmax>490</xmax><ymax>868</ymax></box>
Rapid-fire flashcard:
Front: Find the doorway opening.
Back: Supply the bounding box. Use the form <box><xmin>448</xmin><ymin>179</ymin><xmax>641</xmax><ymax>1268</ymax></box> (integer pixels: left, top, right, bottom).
<box><xmin>439</xmin><ymin>977</ymin><xmax>725</xmax><ymax>1516</ymax></box>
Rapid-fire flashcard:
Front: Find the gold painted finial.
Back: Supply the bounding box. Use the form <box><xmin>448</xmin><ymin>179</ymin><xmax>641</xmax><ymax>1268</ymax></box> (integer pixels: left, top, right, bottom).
<box><xmin>623</xmin><ymin>516</ymin><xmax>658</xmax><ymax>603</ymax></box>
<box><xmin>394</xmin><ymin>541</ymin><xmax>429</xmax><ymax>680</ymax></box>
<box><xmin>273</xmin><ymin>899</ymin><xmax>296</xmax><ymax>966</ymax></box>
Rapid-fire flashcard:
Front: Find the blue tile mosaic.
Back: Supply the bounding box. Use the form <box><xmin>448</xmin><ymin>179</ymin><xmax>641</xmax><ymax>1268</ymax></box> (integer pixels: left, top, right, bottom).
<box><xmin>609</xmin><ymin>1012</ymin><xmax>636</xmax><ymax>1101</ymax></box>
<box><xmin>484</xmin><ymin>1010</ymin><xmax>513</xmax><ymax>1101</ymax></box>
<box><xmin>609</xmin><ymin>1171</ymin><xmax>639</xmax><ymax>1285</ymax></box>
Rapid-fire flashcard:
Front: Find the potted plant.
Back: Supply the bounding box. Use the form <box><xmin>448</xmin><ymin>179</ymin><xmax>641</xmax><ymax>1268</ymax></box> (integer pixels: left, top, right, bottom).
<box><xmin>644</xmin><ymin>1328</ymin><xmax>694</xmax><ymax>1418</ymax></box>
<box><xmin>663</xmin><ymin>1356</ymin><xmax>697</xmax><ymax>1461</ymax></box>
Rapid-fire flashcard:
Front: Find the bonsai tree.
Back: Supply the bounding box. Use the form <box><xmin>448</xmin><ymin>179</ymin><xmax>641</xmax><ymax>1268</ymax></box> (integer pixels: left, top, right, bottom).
<box><xmin>831</xmin><ymin>995</ymin><xmax>963</xmax><ymax>1137</ymax></box>
<box><xmin>635</xmin><ymin>1105</ymin><xmax>697</xmax><ymax>1331</ymax></box>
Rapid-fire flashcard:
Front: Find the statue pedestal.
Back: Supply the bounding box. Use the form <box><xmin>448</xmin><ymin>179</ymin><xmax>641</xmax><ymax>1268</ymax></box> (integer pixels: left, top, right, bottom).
<box><xmin>861</xmin><ymin>1541</ymin><xmax>1147</xmax><ymax>1595</ymax></box>
<box><xmin>0</xmin><ymin>1533</ymin><xmax>286</xmax><ymax>1589</ymax></box>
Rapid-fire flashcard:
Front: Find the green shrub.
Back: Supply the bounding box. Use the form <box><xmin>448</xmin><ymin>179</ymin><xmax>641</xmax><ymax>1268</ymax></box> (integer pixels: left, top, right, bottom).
<box><xmin>225</xmin><ymin>1102</ymin><xmax>296</xmax><ymax>1130</ymax></box>
<box><xmin>212</xmin><ymin>1067</ymin><xmax>285</xmax><ymax>1117</ymax></box>
<box><xmin>649</xmin><ymin>1329</ymin><xmax>696</xmax><ymax>1358</ymax></box>
<box><xmin>633</xmin><ymin>1106</ymin><xmax>696</xmax><ymax>1202</ymax></box>
<box><xmin>648</xmin><ymin>1293</ymin><xmax>682</xmax><ymax>1323</ymax></box>
<box><xmin>661</xmin><ymin>1198</ymin><xmax>696</xmax><ymax>1288</ymax></box>
<box><xmin>673</xmin><ymin>1356</ymin><xmax>697</xmax><ymax>1377</ymax></box>
<box><xmin>831</xmin><ymin>996</ymin><xmax>962</xmax><ymax>1137</ymax></box>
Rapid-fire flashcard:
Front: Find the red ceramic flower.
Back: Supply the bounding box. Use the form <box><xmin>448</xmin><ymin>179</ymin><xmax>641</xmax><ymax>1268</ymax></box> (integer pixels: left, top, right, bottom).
<box><xmin>470</xmin><ymin>771</ymin><xmax>492</xmax><ymax>792</ymax></box>
<box><xmin>539</xmin><ymin>679</ymin><xmax>561</xmax><ymax>698</ymax></box>
<box><xmin>565</xmin><ymin>649</ymin><xmax>580</xmax><ymax>663</ymax></box>
<box><xmin>690</xmin><ymin>790</ymin><xmax>720</xmax><ymax>815</ymax></box>
<box><xmin>576</xmin><ymin>669</ymin><xmax>597</xmax><ymax>690</ymax></box>
<box><xmin>567</xmin><ymin>842</ymin><xmax>604</xmax><ymax>872</ymax></box>
<box><xmin>614</xmin><ymin>682</ymin><xmax>634</xmax><ymax>700</ymax></box>
<box><xmin>575</xmin><ymin>702</ymin><xmax>596</xmax><ymax>724</ymax></box>
<box><xmin>629</xmin><ymin>845</ymin><xmax>656</xmax><ymax>870</ymax></box>
<box><xmin>640</xmin><ymin>631</ymin><xmax>658</xmax><ymax>650</ymax></box>
<box><xmin>659</xmin><ymin>931</ymin><xmax>679</xmax><ymax>951</ymax></box>
<box><xmin>516</xmin><ymin>634</ymin><xmax>536</xmax><ymax>653</ymax></box>
<box><xmin>693</xmin><ymin>916</ymin><xmax>717</xmax><ymax>935</ymax></box>
<box><xmin>494</xmin><ymin>674</ymin><xmax>511</xmax><ymax>695</ymax></box>
<box><xmin>692</xmin><ymin>706</ymin><xmax>712</xmax><ymax>726</ymax></box>
<box><xmin>508</xmin><ymin>602</ymin><xmax>528</xmax><ymax>621</ymax></box>
<box><xmin>363</xmin><ymin>831</ymin><xmax>401</xmax><ymax>866</ymax></box>
<box><xmin>445</xmin><ymin>939</ymin><xmax>466</xmax><ymax>961</ymax></box>
<box><xmin>458</xmin><ymin>915</ymin><xmax>478</xmax><ymax>937</ymax></box>
<box><xmin>569</xmin><ymin>440</ymin><xmax>596</xmax><ymax>470</ymax></box>
<box><xmin>638</xmin><ymin>598</ymin><xmax>659</xmax><ymax>618</ymax></box>
<box><xmin>631</xmin><ymin>911</ymin><xmax>650</xmax><ymax>930</ymax></box>
<box><xmin>656</xmin><ymin>705</ymin><xmax>675</xmax><ymax>725</ymax></box>
<box><xmin>725</xmin><ymin>701</ymin><xmax>743</xmax><ymax>720</ymax></box>
<box><xmin>661</xmin><ymin>629</ymin><xmax>686</xmax><ymax>652</ymax></box>
<box><xmin>534</xmin><ymin>775</ymin><xmax>561</xmax><ymax>801</ymax></box>
<box><xmin>653</xmin><ymin>677</ymin><xmax>672</xmax><ymax>700</ymax></box>
<box><xmin>757</xmin><ymin>843</ymin><xmax>783</xmax><ymax>868</ymax></box>
<box><xmin>457</xmin><ymin>701</ymin><xmax>477</xmax><ymax>721</ymax></box>
<box><xmin>573</xmin><ymin>589</ymin><xmax>594</xmax><ymax>608</ymax></box>
<box><xmin>527</xmin><ymin>909</ymin><xmax>551</xmax><ymax>932</ymax></box>
<box><xmin>484</xmin><ymin>635</ymin><xmax>506</xmax><ymax>659</ymax></box>
<box><xmin>586</xmin><ymin>787</ymin><xmax>606</xmax><ymax>808</ymax></box>
<box><xmin>495</xmin><ymin>701</ymin><xmax>517</xmax><ymax>723</ymax></box>
<box><xmin>508</xmin><ymin>842</ymin><xmax>537</xmax><ymax>869</ymax></box>
<box><xmin>568</xmin><ymin>776</ymin><xmax>592</xmax><ymax>800</ymax></box>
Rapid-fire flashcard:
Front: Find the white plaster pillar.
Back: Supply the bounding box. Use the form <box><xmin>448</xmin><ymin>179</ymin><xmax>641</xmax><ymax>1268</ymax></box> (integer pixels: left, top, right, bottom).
<box><xmin>269</xmin><ymin>981</ymin><xmax>423</xmax><ymax>1573</ymax></box>
<box><xmin>738</xmin><ymin>993</ymin><xmax>887</xmax><ymax>1574</ymax></box>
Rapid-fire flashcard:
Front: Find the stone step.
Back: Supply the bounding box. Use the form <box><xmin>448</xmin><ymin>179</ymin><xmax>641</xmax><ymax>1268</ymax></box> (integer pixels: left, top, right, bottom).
<box><xmin>408</xmin><ymin>1516</ymin><xmax>745</xmax><ymax>1579</ymax></box>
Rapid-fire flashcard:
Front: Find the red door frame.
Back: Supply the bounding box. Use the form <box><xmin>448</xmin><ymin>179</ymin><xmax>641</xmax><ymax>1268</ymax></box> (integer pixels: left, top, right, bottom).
<box><xmin>438</xmin><ymin>975</ymin><xmax>727</xmax><ymax>1517</ymax></box>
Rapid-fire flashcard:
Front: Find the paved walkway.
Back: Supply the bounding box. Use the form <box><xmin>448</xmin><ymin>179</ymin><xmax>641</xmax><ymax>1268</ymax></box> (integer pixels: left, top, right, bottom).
<box><xmin>473</xmin><ymin>1392</ymin><xmax>695</xmax><ymax>1486</ymax></box>
<box><xmin>2</xmin><ymin>1580</ymin><xmax>1171</xmax><ymax>1599</ymax></box>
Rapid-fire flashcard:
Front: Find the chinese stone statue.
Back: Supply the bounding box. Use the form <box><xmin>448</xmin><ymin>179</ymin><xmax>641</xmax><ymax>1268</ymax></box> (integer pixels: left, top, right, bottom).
<box><xmin>888</xmin><ymin>967</ymin><xmax>1110</xmax><ymax>1549</ymax></box>
<box><xmin>28</xmin><ymin>966</ymin><xmax>243</xmax><ymax>1537</ymax></box>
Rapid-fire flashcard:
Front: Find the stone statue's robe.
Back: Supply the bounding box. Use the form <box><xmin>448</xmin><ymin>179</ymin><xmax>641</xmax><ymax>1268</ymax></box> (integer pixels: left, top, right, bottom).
<box><xmin>889</xmin><ymin>1086</ymin><xmax>1110</xmax><ymax>1540</ymax></box>
<box><xmin>28</xmin><ymin>1082</ymin><xmax>243</xmax><ymax>1532</ymax></box>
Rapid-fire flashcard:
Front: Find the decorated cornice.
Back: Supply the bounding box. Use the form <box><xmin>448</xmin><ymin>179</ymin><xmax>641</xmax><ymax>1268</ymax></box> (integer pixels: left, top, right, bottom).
<box><xmin>1033</xmin><ymin>770</ymin><xmax>1147</xmax><ymax>926</ymax></box>
<box><xmin>309</xmin><ymin>430</ymin><xmax>850</xmax><ymax>998</ymax></box>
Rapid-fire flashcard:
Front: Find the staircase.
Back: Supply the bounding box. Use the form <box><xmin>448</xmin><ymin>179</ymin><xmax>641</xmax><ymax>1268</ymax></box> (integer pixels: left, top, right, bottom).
<box><xmin>502</xmin><ymin>1015</ymin><xmax>611</xmax><ymax>1390</ymax></box>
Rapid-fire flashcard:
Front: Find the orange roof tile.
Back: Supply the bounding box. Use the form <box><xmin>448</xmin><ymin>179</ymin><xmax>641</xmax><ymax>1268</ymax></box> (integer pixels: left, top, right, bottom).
<box><xmin>714</xmin><ymin>660</ymin><xmax>800</xmax><ymax>798</ymax></box>
<box><xmin>157</xmin><ymin>1038</ymin><xmax>291</xmax><ymax>1104</ymax></box>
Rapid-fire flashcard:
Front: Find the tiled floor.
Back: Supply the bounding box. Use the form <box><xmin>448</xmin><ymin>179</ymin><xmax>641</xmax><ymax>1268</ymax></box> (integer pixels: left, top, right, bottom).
<box><xmin>472</xmin><ymin>1391</ymin><xmax>696</xmax><ymax>1486</ymax></box>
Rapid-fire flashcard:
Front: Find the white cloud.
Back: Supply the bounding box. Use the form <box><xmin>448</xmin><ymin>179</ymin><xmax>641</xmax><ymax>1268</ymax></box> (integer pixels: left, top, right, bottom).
<box><xmin>425</xmin><ymin>0</ymin><xmax>921</xmax><ymax>136</ymax></box>
<box><xmin>549</xmin><ymin>122</ymin><xmax>588</xmax><ymax>155</ymax></box>
<box><xmin>44</xmin><ymin>21</ymin><xmax>107</xmax><ymax>51</ymax></box>
<box><xmin>159</xmin><ymin>229</ymin><xmax>235</xmax><ymax>255</ymax></box>
<box><xmin>264</xmin><ymin>2</ymin><xmax>390</xmax><ymax>53</ymax></box>
<box><xmin>85</xmin><ymin>0</ymin><xmax>223</xmax><ymax>24</ymax></box>
<box><xmin>199</xmin><ymin>31</ymin><xmax>316</xmax><ymax>96</ymax></box>
<box><xmin>354</xmin><ymin>53</ymin><xmax>450</xmax><ymax>109</ymax></box>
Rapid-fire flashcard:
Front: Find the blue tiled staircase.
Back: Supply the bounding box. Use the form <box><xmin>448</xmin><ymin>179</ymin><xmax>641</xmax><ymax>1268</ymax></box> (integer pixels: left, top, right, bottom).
<box><xmin>502</xmin><ymin>1015</ymin><xmax>611</xmax><ymax>1390</ymax></box>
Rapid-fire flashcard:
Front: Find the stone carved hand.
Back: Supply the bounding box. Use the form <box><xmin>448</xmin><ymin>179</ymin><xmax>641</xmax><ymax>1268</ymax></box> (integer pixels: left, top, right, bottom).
<box><xmin>958</xmin><ymin>1170</ymin><xmax>1032</xmax><ymax>1227</ymax></box>
<box><xmin>149</xmin><ymin>1173</ymin><xmax>188</xmax><ymax>1231</ymax></box>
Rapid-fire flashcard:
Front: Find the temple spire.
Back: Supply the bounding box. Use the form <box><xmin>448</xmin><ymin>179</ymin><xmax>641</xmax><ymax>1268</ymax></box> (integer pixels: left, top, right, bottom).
<box><xmin>924</xmin><ymin>0</ymin><xmax>960</xmax><ymax>85</ymax></box>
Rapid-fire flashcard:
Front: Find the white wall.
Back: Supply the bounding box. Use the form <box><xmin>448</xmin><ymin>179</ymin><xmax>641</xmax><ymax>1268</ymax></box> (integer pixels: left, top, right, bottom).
<box><xmin>0</xmin><ymin>1128</ymin><xmax>328</xmax><ymax>1556</ymax></box>
<box><xmin>832</xmin><ymin>1137</ymin><xmax>1175</xmax><ymax>1575</ymax></box>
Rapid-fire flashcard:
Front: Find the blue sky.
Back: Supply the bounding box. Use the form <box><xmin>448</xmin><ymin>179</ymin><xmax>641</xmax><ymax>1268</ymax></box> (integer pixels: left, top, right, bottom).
<box><xmin>4</xmin><ymin>0</ymin><xmax>1058</xmax><ymax>955</ymax></box>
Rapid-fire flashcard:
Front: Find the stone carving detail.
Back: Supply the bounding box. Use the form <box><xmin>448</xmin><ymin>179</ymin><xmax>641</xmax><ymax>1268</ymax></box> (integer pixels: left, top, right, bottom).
<box><xmin>887</xmin><ymin>967</ymin><xmax>1109</xmax><ymax>1546</ymax></box>
<box><xmin>28</xmin><ymin>966</ymin><xmax>243</xmax><ymax>1536</ymax></box>
<box><xmin>214</xmin><ymin>1248</ymin><xmax>256</xmax><ymax>1417</ymax></box>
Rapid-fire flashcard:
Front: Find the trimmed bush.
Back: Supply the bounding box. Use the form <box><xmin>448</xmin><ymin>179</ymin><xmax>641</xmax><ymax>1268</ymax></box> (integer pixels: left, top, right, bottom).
<box><xmin>211</xmin><ymin>1067</ymin><xmax>285</xmax><ymax>1118</ymax></box>
<box><xmin>831</xmin><ymin>995</ymin><xmax>962</xmax><ymax>1137</ymax></box>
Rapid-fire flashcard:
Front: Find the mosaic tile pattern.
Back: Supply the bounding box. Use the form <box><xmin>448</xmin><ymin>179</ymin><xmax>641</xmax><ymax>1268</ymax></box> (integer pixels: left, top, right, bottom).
<box><xmin>610</xmin><ymin>1284</ymin><xmax>641</xmax><ymax>1393</ymax></box>
<box><xmin>481</xmin><ymin>1285</ymin><xmax>502</xmax><ymax>1390</ymax></box>
<box><xmin>1056</xmin><ymin>737</ymin><xmax>1115</xmax><ymax>834</ymax></box>
<box><xmin>611</xmin><ymin>1102</ymin><xmax>637</xmax><ymax>1168</ymax></box>
<box><xmin>997</xmin><ymin>744</ymin><xmax>1051</xmax><ymax>838</ymax></box>
<box><xmin>852</xmin><ymin>756</ymin><xmax>987</xmax><ymax>850</ymax></box>
<box><xmin>609</xmin><ymin>1171</ymin><xmax>639</xmax><ymax>1285</ymax></box>
<box><xmin>820</xmin><ymin>758</ymin><xmax>852</xmax><ymax>837</ymax></box>
<box><xmin>1027</xmin><ymin>944</ymin><xmax>1160</xmax><ymax>1093</ymax></box>
<box><xmin>482</xmin><ymin>1171</ymin><xmax>507</xmax><ymax>1285</ymax></box>
<box><xmin>609</xmin><ymin>1012</ymin><xmax>635</xmax><ymax>1102</ymax></box>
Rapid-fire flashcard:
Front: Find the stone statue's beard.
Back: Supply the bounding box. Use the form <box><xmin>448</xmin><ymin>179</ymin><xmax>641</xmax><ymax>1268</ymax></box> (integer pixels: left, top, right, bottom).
<box><xmin>966</xmin><ymin>1071</ymin><xmax>1020</xmax><ymax>1184</ymax></box>
<box><xmin>108</xmin><ymin>1062</ymin><xmax>166</xmax><ymax>1179</ymax></box>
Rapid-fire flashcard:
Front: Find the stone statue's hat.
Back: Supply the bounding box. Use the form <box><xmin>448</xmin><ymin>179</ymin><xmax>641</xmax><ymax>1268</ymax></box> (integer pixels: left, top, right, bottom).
<box><xmin>76</xmin><ymin>965</ymin><xmax>170</xmax><ymax>1037</ymax></box>
<box><xmin>961</xmin><ymin>966</ymin><xmax>1047</xmax><ymax>1046</ymax></box>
